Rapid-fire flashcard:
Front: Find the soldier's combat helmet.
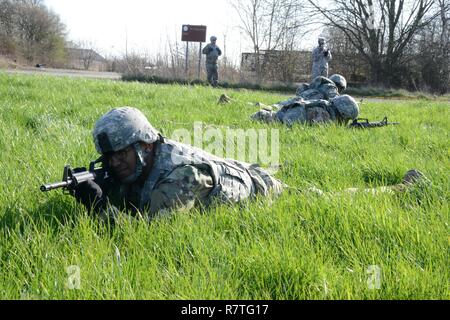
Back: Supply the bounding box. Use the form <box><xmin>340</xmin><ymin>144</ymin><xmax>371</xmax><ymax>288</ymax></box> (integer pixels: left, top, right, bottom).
<box><xmin>93</xmin><ymin>107</ymin><xmax>159</xmax><ymax>154</ymax></box>
<box><xmin>295</xmin><ymin>83</ymin><xmax>310</xmax><ymax>96</ymax></box>
<box><xmin>329</xmin><ymin>74</ymin><xmax>347</xmax><ymax>92</ymax></box>
<box><xmin>93</xmin><ymin>107</ymin><xmax>160</xmax><ymax>183</ymax></box>
<box><xmin>331</xmin><ymin>95</ymin><xmax>359</xmax><ymax>122</ymax></box>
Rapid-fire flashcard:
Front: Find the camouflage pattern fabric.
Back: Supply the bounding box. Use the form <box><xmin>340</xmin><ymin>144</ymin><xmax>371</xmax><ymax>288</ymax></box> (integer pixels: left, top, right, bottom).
<box><xmin>309</xmin><ymin>76</ymin><xmax>339</xmax><ymax>100</ymax></box>
<box><xmin>250</xmin><ymin>109</ymin><xmax>279</xmax><ymax>123</ymax></box>
<box><xmin>295</xmin><ymin>83</ymin><xmax>310</xmax><ymax>96</ymax></box>
<box><xmin>277</xmin><ymin>105</ymin><xmax>307</xmax><ymax>125</ymax></box>
<box><xmin>306</xmin><ymin>107</ymin><xmax>332</xmax><ymax>123</ymax></box>
<box><xmin>206</xmin><ymin>64</ymin><xmax>219</xmax><ymax>87</ymax></box>
<box><xmin>93</xmin><ymin>107</ymin><xmax>160</xmax><ymax>153</ymax></box>
<box><xmin>202</xmin><ymin>43</ymin><xmax>222</xmax><ymax>65</ymax></box>
<box><xmin>203</xmin><ymin>42</ymin><xmax>222</xmax><ymax>86</ymax></box>
<box><xmin>102</xmin><ymin>138</ymin><xmax>283</xmax><ymax>221</ymax></box>
<box><xmin>251</xmin><ymin>75</ymin><xmax>359</xmax><ymax>126</ymax></box>
<box><xmin>329</xmin><ymin>74</ymin><xmax>347</xmax><ymax>92</ymax></box>
<box><xmin>318</xmin><ymin>83</ymin><xmax>339</xmax><ymax>99</ymax></box>
<box><xmin>148</xmin><ymin>165</ymin><xmax>214</xmax><ymax>217</ymax></box>
<box><xmin>312</xmin><ymin>45</ymin><xmax>332</xmax><ymax>79</ymax></box>
<box><xmin>331</xmin><ymin>95</ymin><xmax>359</xmax><ymax>121</ymax></box>
<box><xmin>299</xmin><ymin>89</ymin><xmax>324</xmax><ymax>100</ymax></box>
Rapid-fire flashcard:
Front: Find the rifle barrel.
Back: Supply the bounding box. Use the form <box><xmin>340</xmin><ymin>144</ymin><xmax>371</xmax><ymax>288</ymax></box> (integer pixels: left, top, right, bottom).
<box><xmin>40</xmin><ymin>180</ymin><xmax>72</xmax><ymax>192</ymax></box>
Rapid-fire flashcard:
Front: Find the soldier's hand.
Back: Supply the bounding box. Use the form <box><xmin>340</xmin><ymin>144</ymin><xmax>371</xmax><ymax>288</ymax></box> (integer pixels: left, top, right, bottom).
<box><xmin>73</xmin><ymin>180</ymin><xmax>104</xmax><ymax>213</ymax></box>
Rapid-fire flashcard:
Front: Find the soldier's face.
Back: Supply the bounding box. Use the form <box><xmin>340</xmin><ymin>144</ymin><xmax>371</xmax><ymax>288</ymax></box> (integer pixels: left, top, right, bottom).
<box><xmin>107</xmin><ymin>145</ymin><xmax>137</xmax><ymax>182</ymax></box>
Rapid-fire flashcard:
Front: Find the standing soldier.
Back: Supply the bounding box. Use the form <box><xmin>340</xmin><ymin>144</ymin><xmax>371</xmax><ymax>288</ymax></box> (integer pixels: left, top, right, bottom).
<box><xmin>202</xmin><ymin>36</ymin><xmax>222</xmax><ymax>86</ymax></box>
<box><xmin>312</xmin><ymin>37</ymin><xmax>332</xmax><ymax>79</ymax></box>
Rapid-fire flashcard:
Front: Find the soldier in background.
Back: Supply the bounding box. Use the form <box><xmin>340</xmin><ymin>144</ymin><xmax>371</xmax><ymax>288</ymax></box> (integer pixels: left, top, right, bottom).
<box><xmin>251</xmin><ymin>75</ymin><xmax>358</xmax><ymax>125</ymax></box>
<box><xmin>202</xmin><ymin>36</ymin><xmax>222</xmax><ymax>86</ymax></box>
<box><xmin>72</xmin><ymin>107</ymin><xmax>283</xmax><ymax>222</ymax></box>
<box><xmin>312</xmin><ymin>37</ymin><xmax>332</xmax><ymax>79</ymax></box>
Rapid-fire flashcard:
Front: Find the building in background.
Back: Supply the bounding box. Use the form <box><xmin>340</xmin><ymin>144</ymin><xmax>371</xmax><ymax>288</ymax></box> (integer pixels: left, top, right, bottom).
<box><xmin>240</xmin><ymin>50</ymin><xmax>369</xmax><ymax>85</ymax></box>
<box><xmin>66</xmin><ymin>48</ymin><xmax>107</xmax><ymax>71</ymax></box>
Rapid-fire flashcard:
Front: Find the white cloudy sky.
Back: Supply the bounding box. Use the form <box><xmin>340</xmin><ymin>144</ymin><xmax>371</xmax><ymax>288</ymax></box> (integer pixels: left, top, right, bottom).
<box><xmin>44</xmin><ymin>0</ymin><xmax>324</xmax><ymax>63</ymax></box>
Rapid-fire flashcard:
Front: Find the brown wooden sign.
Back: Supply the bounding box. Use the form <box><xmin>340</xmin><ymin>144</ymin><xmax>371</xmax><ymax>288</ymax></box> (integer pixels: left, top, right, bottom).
<box><xmin>182</xmin><ymin>25</ymin><xmax>207</xmax><ymax>42</ymax></box>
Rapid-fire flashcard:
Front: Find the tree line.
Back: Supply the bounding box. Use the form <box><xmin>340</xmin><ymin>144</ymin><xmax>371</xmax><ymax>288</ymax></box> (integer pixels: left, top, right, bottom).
<box><xmin>232</xmin><ymin>0</ymin><xmax>449</xmax><ymax>93</ymax></box>
<box><xmin>0</xmin><ymin>0</ymin><xmax>67</xmax><ymax>66</ymax></box>
<box><xmin>0</xmin><ymin>0</ymin><xmax>448</xmax><ymax>93</ymax></box>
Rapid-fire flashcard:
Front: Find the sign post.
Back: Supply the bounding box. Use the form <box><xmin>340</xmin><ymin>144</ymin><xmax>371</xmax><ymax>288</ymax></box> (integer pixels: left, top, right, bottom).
<box><xmin>198</xmin><ymin>43</ymin><xmax>202</xmax><ymax>79</ymax></box>
<box><xmin>185</xmin><ymin>41</ymin><xmax>189</xmax><ymax>78</ymax></box>
<box><xmin>181</xmin><ymin>25</ymin><xmax>207</xmax><ymax>80</ymax></box>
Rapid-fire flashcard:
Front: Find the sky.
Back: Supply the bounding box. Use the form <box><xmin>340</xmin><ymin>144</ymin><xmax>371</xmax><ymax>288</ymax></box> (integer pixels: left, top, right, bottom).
<box><xmin>44</xmin><ymin>0</ymin><xmax>323</xmax><ymax>64</ymax></box>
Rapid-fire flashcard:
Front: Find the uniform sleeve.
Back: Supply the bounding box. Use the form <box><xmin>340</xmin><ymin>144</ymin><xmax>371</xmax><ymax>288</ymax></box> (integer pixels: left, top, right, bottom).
<box><xmin>202</xmin><ymin>44</ymin><xmax>211</xmax><ymax>54</ymax></box>
<box><xmin>217</xmin><ymin>47</ymin><xmax>222</xmax><ymax>56</ymax></box>
<box><xmin>147</xmin><ymin>165</ymin><xmax>214</xmax><ymax>217</ymax></box>
<box><xmin>312</xmin><ymin>48</ymin><xmax>321</xmax><ymax>62</ymax></box>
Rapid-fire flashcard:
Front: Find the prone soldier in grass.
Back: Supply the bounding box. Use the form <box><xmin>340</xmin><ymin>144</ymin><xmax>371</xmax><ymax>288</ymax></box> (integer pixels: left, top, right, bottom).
<box><xmin>47</xmin><ymin>108</ymin><xmax>426</xmax><ymax>222</ymax></box>
<box><xmin>71</xmin><ymin>107</ymin><xmax>283</xmax><ymax>222</ymax></box>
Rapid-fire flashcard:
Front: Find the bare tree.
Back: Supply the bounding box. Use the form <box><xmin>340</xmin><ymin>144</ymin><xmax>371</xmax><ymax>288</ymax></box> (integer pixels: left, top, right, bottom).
<box><xmin>411</xmin><ymin>0</ymin><xmax>450</xmax><ymax>92</ymax></box>
<box><xmin>308</xmin><ymin>0</ymin><xmax>438</xmax><ymax>86</ymax></box>
<box><xmin>1</xmin><ymin>0</ymin><xmax>67</xmax><ymax>64</ymax></box>
<box><xmin>72</xmin><ymin>40</ymin><xmax>99</xmax><ymax>70</ymax></box>
<box><xmin>438</xmin><ymin>0</ymin><xmax>450</xmax><ymax>92</ymax></box>
<box><xmin>322</xmin><ymin>25</ymin><xmax>370</xmax><ymax>82</ymax></box>
<box><xmin>230</xmin><ymin>0</ymin><xmax>265</xmax><ymax>81</ymax></box>
<box><xmin>0</xmin><ymin>0</ymin><xmax>17</xmax><ymax>55</ymax></box>
<box><xmin>166</xmin><ymin>31</ymin><xmax>185</xmax><ymax>79</ymax></box>
<box><xmin>0</xmin><ymin>1</ymin><xmax>15</xmax><ymax>37</ymax></box>
<box><xmin>230</xmin><ymin>0</ymin><xmax>310</xmax><ymax>82</ymax></box>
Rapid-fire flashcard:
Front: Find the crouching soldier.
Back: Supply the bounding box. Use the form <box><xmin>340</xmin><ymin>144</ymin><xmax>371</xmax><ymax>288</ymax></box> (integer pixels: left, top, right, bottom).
<box><xmin>73</xmin><ymin>107</ymin><xmax>283</xmax><ymax>222</ymax></box>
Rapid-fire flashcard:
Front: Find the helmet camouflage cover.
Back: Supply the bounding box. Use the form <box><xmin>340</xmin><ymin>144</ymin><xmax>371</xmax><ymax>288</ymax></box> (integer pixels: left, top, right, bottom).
<box><xmin>93</xmin><ymin>107</ymin><xmax>160</xmax><ymax>154</ymax></box>
<box><xmin>329</xmin><ymin>74</ymin><xmax>347</xmax><ymax>91</ymax></box>
<box><xmin>331</xmin><ymin>95</ymin><xmax>359</xmax><ymax>121</ymax></box>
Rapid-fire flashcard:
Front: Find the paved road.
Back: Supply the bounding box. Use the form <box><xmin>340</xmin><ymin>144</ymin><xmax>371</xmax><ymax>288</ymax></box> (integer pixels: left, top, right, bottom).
<box><xmin>2</xmin><ymin>67</ymin><xmax>121</xmax><ymax>80</ymax></box>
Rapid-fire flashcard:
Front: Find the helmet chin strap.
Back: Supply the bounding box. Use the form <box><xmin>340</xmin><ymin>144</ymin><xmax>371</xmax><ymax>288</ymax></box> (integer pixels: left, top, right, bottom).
<box><xmin>122</xmin><ymin>143</ymin><xmax>147</xmax><ymax>184</ymax></box>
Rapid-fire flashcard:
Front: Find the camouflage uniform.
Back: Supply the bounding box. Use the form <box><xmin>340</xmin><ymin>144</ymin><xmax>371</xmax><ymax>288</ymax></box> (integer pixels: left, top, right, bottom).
<box><xmin>312</xmin><ymin>38</ymin><xmax>332</xmax><ymax>79</ymax></box>
<box><xmin>92</xmin><ymin>107</ymin><xmax>283</xmax><ymax>221</ymax></box>
<box><xmin>251</xmin><ymin>75</ymin><xmax>359</xmax><ymax>125</ymax></box>
<box><xmin>108</xmin><ymin>138</ymin><xmax>283</xmax><ymax>220</ymax></box>
<box><xmin>329</xmin><ymin>74</ymin><xmax>347</xmax><ymax>93</ymax></box>
<box><xmin>202</xmin><ymin>38</ymin><xmax>222</xmax><ymax>86</ymax></box>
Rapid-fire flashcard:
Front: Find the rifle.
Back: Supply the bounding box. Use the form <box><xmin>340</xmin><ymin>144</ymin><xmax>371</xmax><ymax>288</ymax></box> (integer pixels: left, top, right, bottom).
<box><xmin>40</xmin><ymin>157</ymin><xmax>110</xmax><ymax>193</ymax></box>
<box><xmin>348</xmin><ymin>116</ymin><xmax>399</xmax><ymax>129</ymax></box>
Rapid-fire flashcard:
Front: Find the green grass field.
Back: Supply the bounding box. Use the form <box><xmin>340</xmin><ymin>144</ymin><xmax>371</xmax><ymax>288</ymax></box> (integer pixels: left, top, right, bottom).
<box><xmin>0</xmin><ymin>72</ymin><xmax>448</xmax><ymax>299</ymax></box>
